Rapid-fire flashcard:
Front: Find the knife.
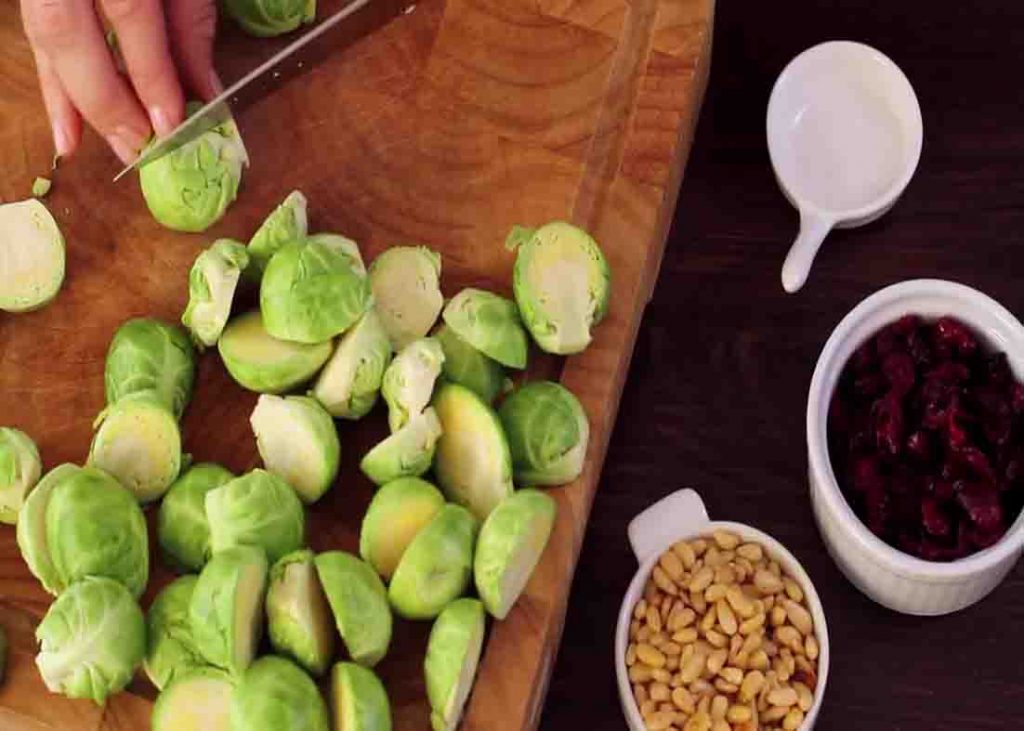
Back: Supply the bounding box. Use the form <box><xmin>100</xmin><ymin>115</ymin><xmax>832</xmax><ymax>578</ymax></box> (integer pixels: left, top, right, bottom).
<box><xmin>113</xmin><ymin>0</ymin><xmax>373</xmax><ymax>181</ymax></box>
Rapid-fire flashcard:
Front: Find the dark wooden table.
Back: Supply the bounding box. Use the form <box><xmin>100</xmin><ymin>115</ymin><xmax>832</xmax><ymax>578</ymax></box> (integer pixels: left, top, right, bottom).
<box><xmin>543</xmin><ymin>1</ymin><xmax>1024</xmax><ymax>728</ymax></box>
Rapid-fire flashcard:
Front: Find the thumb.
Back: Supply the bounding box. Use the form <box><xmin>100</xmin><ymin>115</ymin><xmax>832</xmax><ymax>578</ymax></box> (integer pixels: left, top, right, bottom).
<box><xmin>165</xmin><ymin>0</ymin><xmax>220</xmax><ymax>100</ymax></box>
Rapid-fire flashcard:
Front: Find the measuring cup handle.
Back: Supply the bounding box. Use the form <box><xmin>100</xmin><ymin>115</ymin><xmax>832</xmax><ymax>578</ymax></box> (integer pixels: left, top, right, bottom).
<box><xmin>781</xmin><ymin>211</ymin><xmax>834</xmax><ymax>293</ymax></box>
<box><xmin>627</xmin><ymin>489</ymin><xmax>710</xmax><ymax>565</ymax></box>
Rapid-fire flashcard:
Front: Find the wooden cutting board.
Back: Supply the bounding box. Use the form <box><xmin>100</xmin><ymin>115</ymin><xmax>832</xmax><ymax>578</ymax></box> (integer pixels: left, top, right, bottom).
<box><xmin>0</xmin><ymin>0</ymin><xmax>713</xmax><ymax>727</ymax></box>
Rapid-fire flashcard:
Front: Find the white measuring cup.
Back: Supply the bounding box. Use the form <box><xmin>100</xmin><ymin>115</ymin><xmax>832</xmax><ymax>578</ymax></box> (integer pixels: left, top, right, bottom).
<box><xmin>767</xmin><ymin>41</ymin><xmax>923</xmax><ymax>293</ymax></box>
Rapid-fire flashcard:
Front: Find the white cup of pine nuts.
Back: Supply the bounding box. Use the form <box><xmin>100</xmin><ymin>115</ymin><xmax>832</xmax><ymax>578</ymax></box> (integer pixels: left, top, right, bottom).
<box><xmin>615</xmin><ymin>489</ymin><xmax>830</xmax><ymax>731</ymax></box>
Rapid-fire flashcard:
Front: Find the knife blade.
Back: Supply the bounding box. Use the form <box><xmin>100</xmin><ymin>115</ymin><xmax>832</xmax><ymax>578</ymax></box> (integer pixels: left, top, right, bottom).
<box><xmin>113</xmin><ymin>0</ymin><xmax>373</xmax><ymax>181</ymax></box>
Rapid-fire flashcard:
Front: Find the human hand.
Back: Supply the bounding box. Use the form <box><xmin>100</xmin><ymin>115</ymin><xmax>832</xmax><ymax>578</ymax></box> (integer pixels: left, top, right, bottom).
<box><xmin>20</xmin><ymin>0</ymin><xmax>222</xmax><ymax>164</ymax></box>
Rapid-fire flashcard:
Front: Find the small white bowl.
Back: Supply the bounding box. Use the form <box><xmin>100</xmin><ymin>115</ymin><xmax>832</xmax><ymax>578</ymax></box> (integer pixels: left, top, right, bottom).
<box><xmin>615</xmin><ymin>489</ymin><xmax>831</xmax><ymax>730</ymax></box>
<box><xmin>808</xmin><ymin>279</ymin><xmax>1024</xmax><ymax>615</ymax></box>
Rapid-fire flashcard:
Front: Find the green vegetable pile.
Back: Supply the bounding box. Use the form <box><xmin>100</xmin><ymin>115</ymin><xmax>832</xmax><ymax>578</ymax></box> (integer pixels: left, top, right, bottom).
<box><xmin>3</xmin><ymin>188</ymin><xmax>611</xmax><ymax>730</ymax></box>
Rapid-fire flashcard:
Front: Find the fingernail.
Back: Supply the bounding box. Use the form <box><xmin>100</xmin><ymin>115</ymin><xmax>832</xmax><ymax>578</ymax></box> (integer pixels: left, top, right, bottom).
<box><xmin>106</xmin><ymin>128</ymin><xmax>141</xmax><ymax>165</ymax></box>
<box><xmin>52</xmin><ymin>122</ymin><xmax>70</xmax><ymax>158</ymax></box>
<box><xmin>209</xmin><ymin>69</ymin><xmax>224</xmax><ymax>96</ymax></box>
<box><xmin>149</xmin><ymin>106</ymin><xmax>174</xmax><ymax>137</ymax></box>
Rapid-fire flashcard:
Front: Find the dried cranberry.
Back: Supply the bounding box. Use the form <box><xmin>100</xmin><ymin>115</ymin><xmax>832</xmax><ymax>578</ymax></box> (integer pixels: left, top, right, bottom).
<box><xmin>863</xmin><ymin>483</ymin><xmax>891</xmax><ymax>537</ymax></box>
<box><xmin>907</xmin><ymin>328</ymin><xmax>934</xmax><ymax>367</ymax></box>
<box><xmin>955</xmin><ymin>484</ymin><xmax>1004</xmax><ymax>534</ymax></box>
<box><xmin>921</xmin><ymin>498</ymin><xmax>952</xmax><ymax>538</ymax></box>
<box><xmin>925</xmin><ymin>361</ymin><xmax>971</xmax><ymax>385</ymax></box>
<box><xmin>850</xmin><ymin>456</ymin><xmax>883</xmax><ymax>493</ymax></box>
<box><xmin>849</xmin><ymin>341</ymin><xmax>877</xmax><ymax>373</ymax></box>
<box><xmin>873</xmin><ymin>394</ymin><xmax>905</xmax><ymax>457</ymax></box>
<box><xmin>854</xmin><ymin>372</ymin><xmax>887</xmax><ymax>400</ymax></box>
<box><xmin>929</xmin><ymin>478</ymin><xmax>955</xmax><ymax>504</ymax></box>
<box><xmin>984</xmin><ymin>353</ymin><xmax>1013</xmax><ymax>387</ymax></box>
<box><xmin>954</xmin><ymin>446</ymin><xmax>997</xmax><ymax>484</ymax></box>
<box><xmin>876</xmin><ymin>327</ymin><xmax>904</xmax><ymax>358</ymax></box>
<box><xmin>1013</xmin><ymin>383</ymin><xmax>1024</xmax><ymax>415</ymax></box>
<box><xmin>882</xmin><ymin>352</ymin><xmax>916</xmax><ymax>394</ymax></box>
<box><xmin>934</xmin><ymin>316</ymin><xmax>979</xmax><ymax>356</ymax></box>
<box><xmin>906</xmin><ymin>431</ymin><xmax>933</xmax><ymax>463</ymax></box>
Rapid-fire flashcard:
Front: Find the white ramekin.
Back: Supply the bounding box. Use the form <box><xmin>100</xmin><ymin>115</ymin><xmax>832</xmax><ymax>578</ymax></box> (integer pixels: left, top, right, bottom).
<box><xmin>615</xmin><ymin>489</ymin><xmax>830</xmax><ymax>730</ymax></box>
<box><xmin>808</xmin><ymin>279</ymin><xmax>1024</xmax><ymax>616</ymax></box>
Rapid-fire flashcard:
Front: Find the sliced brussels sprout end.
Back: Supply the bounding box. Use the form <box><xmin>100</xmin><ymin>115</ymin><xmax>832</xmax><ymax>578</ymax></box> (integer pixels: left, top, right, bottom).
<box><xmin>219</xmin><ymin>311</ymin><xmax>333</xmax><ymax>393</ymax></box>
<box><xmin>182</xmin><ymin>239</ymin><xmax>250</xmax><ymax>348</ymax></box>
<box><xmin>381</xmin><ymin>337</ymin><xmax>445</xmax><ymax>432</ymax></box>
<box><xmin>359</xmin><ymin>408</ymin><xmax>442</xmax><ymax>486</ymax></box>
<box><xmin>498</xmin><ymin>380</ymin><xmax>589</xmax><ymax>486</ymax></box>
<box><xmin>359</xmin><ymin>478</ymin><xmax>445</xmax><ymax>580</ymax></box>
<box><xmin>315</xmin><ymin>551</ymin><xmax>392</xmax><ymax>668</ymax></box>
<box><xmin>267</xmin><ymin>550</ymin><xmax>335</xmax><ymax>676</ymax></box>
<box><xmin>151</xmin><ymin>669</ymin><xmax>234</xmax><ymax>731</ymax></box>
<box><xmin>425</xmin><ymin>598</ymin><xmax>486</xmax><ymax>731</ymax></box>
<box><xmin>0</xmin><ymin>198</ymin><xmax>65</xmax><ymax>313</ymax></box>
<box><xmin>247</xmin><ymin>190</ymin><xmax>308</xmax><ymax>276</ymax></box>
<box><xmin>368</xmin><ymin>245</ymin><xmax>444</xmax><ymax>351</ymax></box>
<box><xmin>0</xmin><ymin>427</ymin><xmax>42</xmax><ymax>525</ymax></box>
<box><xmin>503</xmin><ymin>224</ymin><xmax>535</xmax><ymax>251</ymax></box>
<box><xmin>332</xmin><ymin>662</ymin><xmax>392</xmax><ymax>731</ymax></box>
<box><xmin>310</xmin><ymin>308</ymin><xmax>392</xmax><ymax>420</ymax></box>
<box><xmin>435</xmin><ymin>326</ymin><xmax>505</xmax><ymax>404</ymax></box>
<box><xmin>441</xmin><ymin>288</ymin><xmax>528</xmax><ymax>369</ymax></box>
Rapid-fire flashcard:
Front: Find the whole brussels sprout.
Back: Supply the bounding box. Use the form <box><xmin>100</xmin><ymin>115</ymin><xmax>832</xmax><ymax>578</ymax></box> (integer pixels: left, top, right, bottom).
<box><xmin>435</xmin><ymin>325</ymin><xmax>505</xmax><ymax>404</ymax></box>
<box><xmin>159</xmin><ymin>463</ymin><xmax>235</xmax><ymax>572</ymax></box>
<box><xmin>368</xmin><ymin>246</ymin><xmax>443</xmax><ymax>351</ymax></box>
<box><xmin>497</xmin><ymin>380</ymin><xmax>589</xmax><ymax>486</ymax></box>
<box><xmin>182</xmin><ymin>239</ymin><xmax>250</xmax><ymax>348</ymax></box>
<box><xmin>260</xmin><ymin>239</ymin><xmax>370</xmax><ymax>344</ymax></box>
<box><xmin>309</xmin><ymin>309</ymin><xmax>392</xmax><ymax>419</ymax></box>
<box><xmin>441</xmin><ymin>288</ymin><xmax>528</xmax><ymax>369</ymax></box>
<box><xmin>331</xmin><ymin>662</ymin><xmax>392</xmax><ymax>731</ymax></box>
<box><xmin>0</xmin><ymin>427</ymin><xmax>41</xmax><ymax>524</ymax></box>
<box><xmin>206</xmin><ymin>469</ymin><xmax>305</xmax><ymax>563</ymax></box>
<box><xmin>307</xmin><ymin>233</ymin><xmax>366</xmax><ymax>277</ymax></box>
<box><xmin>35</xmin><ymin>576</ymin><xmax>145</xmax><ymax>704</ymax></box>
<box><xmin>0</xmin><ymin>198</ymin><xmax>65</xmax><ymax>313</ymax></box>
<box><xmin>231</xmin><ymin>656</ymin><xmax>329</xmax><ymax>731</ymax></box>
<box><xmin>424</xmin><ymin>598</ymin><xmax>485</xmax><ymax>731</ymax></box>
<box><xmin>360</xmin><ymin>407</ymin><xmax>442</xmax><ymax>486</ymax></box>
<box><xmin>145</xmin><ymin>575</ymin><xmax>206</xmax><ymax>690</ymax></box>
<box><xmin>152</xmin><ymin>667</ymin><xmax>234</xmax><ymax>731</ymax></box>
<box><xmin>139</xmin><ymin>106</ymin><xmax>247</xmax><ymax>232</ymax></box>
<box><xmin>105</xmin><ymin>317</ymin><xmax>197</xmax><ymax>420</ymax></box>
<box><xmin>381</xmin><ymin>337</ymin><xmax>444</xmax><ymax>432</ymax></box>
<box><xmin>17</xmin><ymin>464</ymin><xmax>149</xmax><ymax>597</ymax></box>
<box><xmin>266</xmin><ymin>549</ymin><xmax>335</xmax><ymax>676</ymax></box>
<box><xmin>219</xmin><ymin>311</ymin><xmax>333</xmax><ymax>394</ymax></box>
<box><xmin>247</xmin><ymin>190</ymin><xmax>308</xmax><ymax>276</ymax></box>
<box><xmin>315</xmin><ymin>551</ymin><xmax>392</xmax><ymax>667</ymax></box>
<box><xmin>509</xmin><ymin>221</ymin><xmax>610</xmax><ymax>354</ymax></box>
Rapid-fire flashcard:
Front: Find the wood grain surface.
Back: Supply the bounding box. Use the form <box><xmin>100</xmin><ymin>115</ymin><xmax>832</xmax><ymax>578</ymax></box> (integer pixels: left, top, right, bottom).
<box><xmin>544</xmin><ymin>1</ymin><xmax>1024</xmax><ymax>729</ymax></box>
<box><xmin>0</xmin><ymin>0</ymin><xmax>713</xmax><ymax>728</ymax></box>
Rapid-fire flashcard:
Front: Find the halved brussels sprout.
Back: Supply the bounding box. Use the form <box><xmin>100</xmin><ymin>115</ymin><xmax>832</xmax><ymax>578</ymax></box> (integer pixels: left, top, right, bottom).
<box><xmin>151</xmin><ymin>668</ymin><xmax>234</xmax><ymax>731</ymax></box>
<box><xmin>247</xmin><ymin>190</ymin><xmax>308</xmax><ymax>276</ymax></box>
<box><xmin>159</xmin><ymin>463</ymin><xmax>235</xmax><ymax>572</ymax></box>
<box><xmin>182</xmin><ymin>239</ymin><xmax>250</xmax><ymax>348</ymax></box>
<box><xmin>315</xmin><ymin>551</ymin><xmax>392</xmax><ymax>667</ymax></box>
<box><xmin>497</xmin><ymin>381</ymin><xmax>589</xmax><ymax>486</ymax></box>
<box><xmin>139</xmin><ymin>107</ymin><xmax>247</xmax><ymax>232</ymax></box>
<box><xmin>424</xmin><ymin>598</ymin><xmax>485</xmax><ymax>731</ymax></box>
<box><xmin>368</xmin><ymin>246</ymin><xmax>444</xmax><ymax>351</ymax></box>
<box><xmin>105</xmin><ymin>317</ymin><xmax>196</xmax><ymax>420</ymax></box>
<box><xmin>88</xmin><ymin>392</ymin><xmax>182</xmax><ymax>503</ymax></box>
<box><xmin>206</xmin><ymin>469</ymin><xmax>305</xmax><ymax>563</ymax></box>
<box><xmin>261</xmin><ymin>239</ymin><xmax>370</xmax><ymax>344</ymax></box>
<box><xmin>310</xmin><ymin>309</ymin><xmax>392</xmax><ymax>419</ymax></box>
<box><xmin>388</xmin><ymin>504</ymin><xmax>477</xmax><ymax>621</ymax></box>
<box><xmin>381</xmin><ymin>337</ymin><xmax>444</xmax><ymax>432</ymax></box>
<box><xmin>360</xmin><ymin>477</ymin><xmax>445</xmax><ymax>580</ymax></box>
<box><xmin>331</xmin><ymin>662</ymin><xmax>392</xmax><ymax>731</ymax></box>
<box><xmin>359</xmin><ymin>407</ymin><xmax>442</xmax><ymax>486</ymax></box>
<box><xmin>251</xmin><ymin>395</ymin><xmax>339</xmax><ymax>503</ymax></box>
<box><xmin>0</xmin><ymin>427</ymin><xmax>41</xmax><ymax>524</ymax></box>
<box><xmin>432</xmin><ymin>383</ymin><xmax>513</xmax><ymax>521</ymax></box>
<box><xmin>307</xmin><ymin>233</ymin><xmax>366</xmax><ymax>278</ymax></box>
<box><xmin>36</xmin><ymin>576</ymin><xmax>145</xmax><ymax>704</ymax></box>
<box><xmin>435</xmin><ymin>326</ymin><xmax>505</xmax><ymax>405</ymax></box>
<box><xmin>474</xmin><ymin>490</ymin><xmax>556</xmax><ymax>619</ymax></box>
<box><xmin>145</xmin><ymin>575</ymin><xmax>205</xmax><ymax>690</ymax></box>
<box><xmin>509</xmin><ymin>221</ymin><xmax>610</xmax><ymax>354</ymax></box>
<box><xmin>0</xmin><ymin>198</ymin><xmax>65</xmax><ymax>313</ymax></box>
<box><xmin>267</xmin><ymin>549</ymin><xmax>335</xmax><ymax>677</ymax></box>
<box><xmin>232</xmin><ymin>656</ymin><xmax>329</xmax><ymax>731</ymax></box>
<box><xmin>17</xmin><ymin>464</ymin><xmax>149</xmax><ymax>597</ymax></box>
<box><xmin>219</xmin><ymin>311</ymin><xmax>333</xmax><ymax>393</ymax></box>
<box><xmin>189</xmin><ymin>545</ymin><xmax>267</xmax><ymax>674</ymax></box>
<box><xmin>441</xmin><ymin>289</ymin><xmax>527</xmax><ymax>369</ymax></box>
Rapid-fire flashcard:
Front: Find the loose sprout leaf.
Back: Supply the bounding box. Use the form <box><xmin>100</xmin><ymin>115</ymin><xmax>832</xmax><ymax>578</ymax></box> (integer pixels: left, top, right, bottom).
<box><xmin>498</xmin><ymin>380</ymin><xmax>589</xmax><ymax>486</ymax></box>
<box><xmin>441</xmin><ymin>288</ymin><xmax>528</xmax><ymax>369</ymax></box>
<box><xmin>182</xmin><ymin>239</ymin><xmax>250</xmax><ymax>348</ymax></box>
<box><xmin>310</xmin><ymin>309</ymin><xmax>392</xmax><ymax>419</ymax></box>
<box><xmin>424</xmin><ymin>598</ymin><xmax>486</xmax><ymax>731</ymax></box>
<box><xmin>0</xmin><ymin>198</ymin><xmax>65</xmax><ymax>313</ymax></box>
<box><xmin>360</xmin><ymin>407</ymin><xmax>443</xmax><ymax>486</ymax></box>
<box><xmin>32</xmin><ymin>177</ymin><xmax>52</xmax><ymax>198</ymax></box>
<box><xmin>381</xmin><ymin>337</ymin><xmax>445</xmax><ymax>432</ymax></box>
<box><xmin>503</xmin><ymin>225</ymin><xmax>535</xmax><ymax>251</ymax></box>
<box><xmin>0</xmin><ymin>427</ymin><xmax>41</xmax><ymax>525</ymax></box>
<box><xmin>368</xmin><ymin>245</ymin><xmax>444</xmax><ymax>351</ymax></box>
<box><xmin>247</xmin><ymin>190</ymin><xmax>308</xmax><ymax>276</ymax></box>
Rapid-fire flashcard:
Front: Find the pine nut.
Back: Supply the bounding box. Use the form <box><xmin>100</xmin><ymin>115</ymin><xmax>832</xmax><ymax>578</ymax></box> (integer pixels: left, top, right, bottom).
<box><xmin>640</xmin><ymin>698</ymin><xmax>657</xmax><ymax>716</ymax></box>
<box><xmin>652</xmin><ymin>668</ymin><xmax>672</xmax><ymax>684</ymax></box>
<box><xmin>783</xmin><ymin>577</ymin><xmax>804</xmax><ymax>602</ymax></box>
<box><xmin>654</xmin><ymin>566</ymin><xmax>679</xmax><ymax>596</ymax></box>
<box><xmin>673</xmin><ymin>541</ymin><xmax>697</xmax><ymax>569</ymax></box>
<box><xmin>713</xmin><ymin>566</ymin><xmax>736</xmax><ymax>585</ymax></box>
<box><xmin>630</xmin><ymin>619</ymin><xmax>641</xmax><ymax>639</ymax></box>
<box><xmin>728</xmin><ymin>633</ymin><xmax>743</xmax><ymax>658</ymax></box>
<box><xmin>705</xmin><ymin>629</ymin><xmax>727</xmax><ymax>648</ymax></box>
<box><xmin>771</xmin><ymin>605</ymin><xmax>787</xmax><ymax>627</ymax></box>
<box><xmin>672</xmin><ymin>686</ymin><xmax>695</xmax><ymax>713</ymax></box>
<box><xmin>645</xmin><ymin>710</ymin><xmax>675</xmax><ymax>730</ymax></box>
<box><xmin>749</xmin><ymin>650</ymin><xmax>769</xmax><ymax>671</ymax></box>
<box><xmin>650</xmin><ymin>682</ymin><xmax>671</xmax><ymax>702</ymax></box>
<box><xmin>754</xmin><ymin>570</ymin><xmax>784</xmax><ymax>594</ymax></box>
<box><xmin>739</xmin><ymin>612</ymin><xmax>765</xmax><ymax>636</ymax></box>
<box><xmin>663</xmin><ymin>642</ymin><xmax>683</xmax><ymax>657</ymax></box>
<box><xmin>689</xmin><ymin>567</ymin><xmax>714</xmax><ymax>594</ymax></box>
<box><xmin>783</xmin><ymin>599</ymin><xmax>813</xmax><ymax>636</ymax></box>
<box><xmin>762</xmin><ymin>705</ymin><xmax>788</xmax><ymax>723</ymax></box>
<box><xmin>691</xmin><ymin>679</ymin><xmax>714</xmax><ymax>697</ymax></box>
<box><xmin>719</xmin><ymin>667</ymin><xmax>744</xmax><ymax>686</ymax></box>
<box><xmin>673</xmin><ymin>628</ymin><xmax>699</xmax><ymax>644</ymax></box>
<box><xmin>627</xmin><ymin>643</ymin><xmax>638</xmax><ymax>666</ymax></box>
<box><xmin>711</xmin><ymin>720</ymin><xmax>730</xmax><ymax>731</ymax></box>
<box><xmin>634</xmin><ymin>683</ymin><xmax>648</xmax><ymax>705</ymax></box>
<box><xmin>666</xmin><ymin>655</ymin><xmax>679</xmax><ymax>671</ymax></box>
<box><xmin>713</xmin><ymin>679</ymin><xmax>738</xmax><ymax>693</ymax></box>
<box><xmin>706</xmin><ymin>648</ymin><xmax>728</xmax><ymax>676</ymax></box>
<box><xmin>739</xmin><ymin>671</ymin><xmax>765</xmax><ymax>703</ymax></box>
<box><xmin>691</xmin><ymin>591</ymin><xmax>708</xmax><ymax>614</ymax></box>
<box><xmin>635</xmin><ymin>599</ymin><xmax>649</xmax><ymax>620</ymax></box>
<box><xmin>736</xmin><ymin>543</ymin><xmax>763</xmax><ymax>561</ymax></box>
<box><xmin>793</xmin><ymin>681</ymin><xmax>813</xmax><ymax>712</ymax></box>
<box><xmin>767</xmin><ymin>687</ymin><xmax>798</xmax><ymax>707</ymax></box>
<box><xmin>776</xmin><ymin>626</ymin><xmax>803</xmax><ymax>653</ymax></box>
<box><xmin>805</xmin><ymin>635</ymin><xmax>819</xmax><ymax>661</ymax></box>
<box><xmin>680</xmin><ymin>653</ymin><xmax>706</xmax><ymax>684</ymax></box>
<box><xmin>713</xmin><ymin>531</ymin><xmax>740</xmax><ymax>550</ymax></box>
<box><xmin>783</xmin><ymin>707</ymin><xmax>805</xmax><ymax>730</ymax></box>
<box><xmin>669</xmin><ymin>607</ymin><xmax>697</xmax><ymax>632</ymax></box>
<box><xmin>701</xmin><ymin>603</ymin><xmax>718</xmax><ymax>632</ymax></box>
<box><xmin>647</xmin><ymin>605</ymin><xmax>664</xmax><ymax>632</ymax></box>
<box><xmin>705</xmin><ymin>583</ymin><xmax>728</xmax><ymax>603</ymax></box>
<box><xmin>683</xmin><ymin>711</ymin><xmax>711</xmax><ymax>731</ymax></box>
<box><xmin>727</xmin><ymin>704</ymin><xmax>752</xmax><ymax>723</ymax></box>
<box><xmin>638</xmin><ymin>644</ymin><xmax>667</xmax><ymax>668</ymax></box>
<box><xmin>690</xmin><ymin>539</ymin><xmax>708</xmax><ymax>556</ymax></box>
<box><xmin>726</xmin><ymin>585</ymin><xmax>756</xmax><ymax>619</ymax></box>
<box><xmin>716</xmin><ymin>600</ymin><xmax>738</xmax><ymax>635</ymax></box>
<box><xmin>660</xmin><ymin>550</ymin><xmax>685</xmax><ymax>582</ymax></box>
<box><xmin>710</xmin><ymin>694</ymin><xmax>728</xmax><ymax>719</ymax></box>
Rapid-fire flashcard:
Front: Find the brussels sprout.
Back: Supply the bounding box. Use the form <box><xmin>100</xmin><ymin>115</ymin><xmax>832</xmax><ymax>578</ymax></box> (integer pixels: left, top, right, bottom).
<box><xmin>368</xmin><ymin>246</ymin><xmax>443</xmax><ymax>351</ymax></box>
<box><xmin>232</xmin><ymin>656</ymin><xmax>329</xmax><ymax>731</ymax></box>
<box><xmin>206</xmin><ymin>469</ymin><xmax>305</xmax><ymax>563</ymax></box>
<box><xmin>432</xmin><ymin>383</ymin><xmax>513</xmax><ymax>521</ymax></box>
<box><xmin>105</xmin><ymin>317</ymin><xmax>197</xmax><ymax>420</ymax></box>
<box><xmin>247</xmin><ymin>190</ymin><xmax>308</xmax><ymax>276</ymax></box>
<box><xmin>359</xmin><ymin>408</ymin><xmax>442</xmax><ymax>486</ymax></box>
<box><xmin>261</xmin><ymin>239</ymin><xmax>371</xmax><ymax>344</ymax></box>
<box><xmin>266</xmin><ymin>549</ymin><xmax>335</xmax><ymax>676</ymax></box>
<box><xmin>360</xmin><ymin>478</ymin><xmax>444</xmax><ymax>580</ymax></box>
<box><xmin>388</xmin><ymin>504</ymin><xmax>477</xmax><ymax>621</ymax></box>
<box><xmin>497</xmin><ymin>381</ymin><xmax>589</xmax><ymax>486</ymax></box>
<box><xmin>182</xmin><ymin>239</ymin><xmax>251</xmax><ymax>348</ymax></box>
<box><xmin>219</xmin><ymin>310</ymin><xmax>333</xmax><ymax>393</ymax></box>
<box><xmin>250</xmin><ymin>395</ymin><xmax>339</xmax><ymax>504</ymax></box>
<box><xmin>381</xmin><ymin>337</ymin><xmax>444</xmax><ymax>432</ymax></box>
<box><xmin>315</xmin><ymin>551</ymin><xmax>392</xmax><ymax>667</ymax></box>
<box><xmin>473</xmin><ymin>490</ymin><xmax>556</xmax><ymax>619</ymax></box>
<box><xmin>152</xmin><ymin>668</ymin><xmax>234</xmax><ymax>731</ymax></box>
<box><xmin>139</xmin><ymin>107</ymin><xmax>247</xmax><ymax>232</ymax></box>
<box><xmin>331</xmin><ymin>662</ymin><xmax>392</xmax><ymax>731</ymax></box>
<box><xmin>88</xmin><ymin>392</ymin><xmax>183</xmax><ymax>503</ymax></box>
<box><xmin>441</xmin><ymin>289</ymin><xmax>527</xmax><ymax>369</ymax></box>
<box><xmin>0</xmin><ymin>199</ymin><xmax>65</xmax><ymax>312</ymax></box>
<box><xmin>308</xmin><ymin>233</ymin><xmax>366</xmax><ymax>278</ymax></box>
<box><xmin>17</xmin><ymin>464</ymin><xmax>149</xmax><ymax>597</ymax></box>
<box><xmin>189</xmin><ymin>545</ymin><xmax>267</xmax><ymax>674</ymax></box>
<box><xmin>509</xmin><ymin>221</ymin><xmax>610</xmax><ymax>354</ymax></box>
<box><xmin>424</xmin><ymin>598</ymin><xmax>485</xmax><ymax>731</ymax></box>
<box><xmin>159</xmin><ymin>463</ymin><xmax>235</xmax><ymax>572</ymax></box>
<box><xmin>35</xmin><ymin>576</ymin><xmax>145</xmax><ymax>704</ymax></box>
<box><xmin>224</xmin><ymin>0</ymin><xmax>315</xmax><ymax>37</ymax></box>
<box><xmin>434</xmin><ymin>326</ymin><xmax>505</xmax><ymax>405</ymax></box>
<box><xmin>0</xmin><ymin>427</ymin><xmax>41</xmax><ymax>524</ymax></box>
<box><xmin>145</xmin><ymin>575</ymin><xmax>206</xmax><ymax>690</ymax></box>
<box><xmin>310</xmin><ymin>309</ymin><xmax>392</xmax><ymax>419</ymax></box>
